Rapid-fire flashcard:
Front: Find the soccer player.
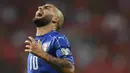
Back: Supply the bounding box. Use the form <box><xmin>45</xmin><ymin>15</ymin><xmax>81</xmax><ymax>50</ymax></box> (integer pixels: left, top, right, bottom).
<box><xmin>24</xmin><ymin>4</ymin><xmax>75</xmax><ymax>73</ymax></box>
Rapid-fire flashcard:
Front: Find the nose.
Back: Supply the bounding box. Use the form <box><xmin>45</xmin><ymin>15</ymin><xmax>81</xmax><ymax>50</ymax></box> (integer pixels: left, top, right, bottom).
<box><xmin>38</xmin><ymin>6</ymin><xmax>42</xmax><ymax>10</ymax></box>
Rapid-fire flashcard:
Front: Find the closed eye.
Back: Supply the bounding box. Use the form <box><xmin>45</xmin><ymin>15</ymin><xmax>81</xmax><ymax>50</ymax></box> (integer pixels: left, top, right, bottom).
<box><xmin>44</xmin><ymin>6</ymin><xmax>51</xmax><ymax>9</ymax></box>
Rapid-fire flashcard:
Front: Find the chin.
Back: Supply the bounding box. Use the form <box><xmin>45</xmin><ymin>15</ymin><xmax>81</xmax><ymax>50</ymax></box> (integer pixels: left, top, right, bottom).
<box><xmin>32</xmin><ymin>15</ymin><xmax>53</xmax><ymax>27</ymax></box>
<box><xmin>32</xmin><ymin>17</ymin><xmax>44</xmax><ymax>27</ymax></box>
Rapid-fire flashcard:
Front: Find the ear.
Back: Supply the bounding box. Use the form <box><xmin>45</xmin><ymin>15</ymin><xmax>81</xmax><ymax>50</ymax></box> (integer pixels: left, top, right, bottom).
<box><xmin>52</xmin><ymin>16</ymin><xmax>59</xmax><ymax>24</ymax></box>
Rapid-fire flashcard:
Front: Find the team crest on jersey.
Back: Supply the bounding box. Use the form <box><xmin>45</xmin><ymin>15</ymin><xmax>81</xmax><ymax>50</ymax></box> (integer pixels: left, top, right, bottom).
<box><xmin>42</xmin><ymin>43</ymin><xmax>49</xmax><ymax>51</ymax></box>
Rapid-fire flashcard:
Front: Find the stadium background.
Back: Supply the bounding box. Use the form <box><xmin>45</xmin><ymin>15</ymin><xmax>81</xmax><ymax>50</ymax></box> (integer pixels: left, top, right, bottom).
<box><xmin>0</xmin><ymin>0</ymin><xmax>130</xmax><ymax>73</ymax></box>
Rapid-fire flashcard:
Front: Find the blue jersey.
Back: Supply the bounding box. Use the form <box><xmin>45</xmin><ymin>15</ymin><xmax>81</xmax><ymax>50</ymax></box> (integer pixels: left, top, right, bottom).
<box><xmin>27</xmin><ymin>30</ymin><xmax>74</xmax><ymax>73</ymax></box>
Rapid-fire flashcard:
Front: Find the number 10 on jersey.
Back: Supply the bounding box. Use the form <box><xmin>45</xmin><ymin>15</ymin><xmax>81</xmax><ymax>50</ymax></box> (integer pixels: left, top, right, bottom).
<box><xmin>30</xmin><ymin>56</ymin><xmax>38</xmax><ymax>70</ymax></box>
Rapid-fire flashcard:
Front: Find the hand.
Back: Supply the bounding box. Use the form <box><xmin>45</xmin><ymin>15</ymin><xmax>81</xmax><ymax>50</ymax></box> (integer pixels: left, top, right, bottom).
<box><xmin>25</xmin><ymin>36</ymin><xmax>43</xmax><ymax>56</ymax></box>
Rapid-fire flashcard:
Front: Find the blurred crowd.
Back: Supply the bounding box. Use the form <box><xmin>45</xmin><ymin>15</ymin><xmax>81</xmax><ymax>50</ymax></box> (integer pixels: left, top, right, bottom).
<box><xmin>0</xmin><ymin>0</ymin><xmax>130</xmax><ymax>73</ymax></box>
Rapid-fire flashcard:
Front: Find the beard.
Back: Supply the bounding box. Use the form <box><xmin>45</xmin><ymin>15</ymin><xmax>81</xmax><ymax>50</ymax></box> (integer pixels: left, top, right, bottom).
<box><xmin>32</xmin><ymin>15</ymin><xmax>53</xmax><ymax>27</ymax></box>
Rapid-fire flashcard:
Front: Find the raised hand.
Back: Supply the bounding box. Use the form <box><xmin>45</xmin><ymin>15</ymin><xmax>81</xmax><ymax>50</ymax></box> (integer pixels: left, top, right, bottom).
<box><xmin>25</xmin><ymin>36</ymin><xmax>44</xmax><ymax>56</ymax></box>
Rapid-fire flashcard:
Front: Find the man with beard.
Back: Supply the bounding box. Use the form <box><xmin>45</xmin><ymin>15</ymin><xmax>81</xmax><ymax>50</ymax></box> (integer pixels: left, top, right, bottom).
<box><xmin>24</xmin><ymin>4</ymin><xmax>75</xmax><ymax>73</ymax></box>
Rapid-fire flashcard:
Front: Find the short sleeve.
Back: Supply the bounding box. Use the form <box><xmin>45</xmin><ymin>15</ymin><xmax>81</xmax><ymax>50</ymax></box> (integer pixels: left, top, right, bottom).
<box><xmin>54</xmin><ymin>36</ymin><xmax>74</xmax><ymax>64</ymax></box>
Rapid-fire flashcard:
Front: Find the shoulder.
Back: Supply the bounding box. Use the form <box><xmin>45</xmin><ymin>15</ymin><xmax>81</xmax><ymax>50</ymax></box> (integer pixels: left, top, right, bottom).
<box><xmin>48</xmin><ymin>31</ymin><xmax>71</xmax><ymax>46</ymax></box>
<box><xmin>49</xmin><ymin>32</ymin><xmax>67</xmax><ymax>40</ymax></box>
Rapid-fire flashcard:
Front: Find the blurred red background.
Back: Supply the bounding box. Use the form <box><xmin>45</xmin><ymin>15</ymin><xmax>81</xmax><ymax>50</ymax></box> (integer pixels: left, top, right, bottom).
<box><xmin>0</xmin><ymin>0</ymin><xmax>130</xmax><ymax>73</ymax></box>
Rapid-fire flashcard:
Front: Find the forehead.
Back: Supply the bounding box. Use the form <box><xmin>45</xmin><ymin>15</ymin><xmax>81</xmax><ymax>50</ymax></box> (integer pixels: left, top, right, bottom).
<box><xmin>44</xmin><ymin>4</ymin><xmax>56</xmax><ymax>8</ymax></box>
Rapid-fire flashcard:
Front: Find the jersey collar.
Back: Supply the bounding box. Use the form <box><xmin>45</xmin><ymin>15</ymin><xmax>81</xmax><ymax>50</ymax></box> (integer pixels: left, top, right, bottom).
<box><xmin>36</xmin><ymin>30</ymin><xmax>57</xmax><ymax>37</ymax></box>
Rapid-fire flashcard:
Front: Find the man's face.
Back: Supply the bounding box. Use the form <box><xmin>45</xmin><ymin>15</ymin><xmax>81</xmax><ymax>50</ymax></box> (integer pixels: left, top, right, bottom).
<box><xmin>33</xmin><ymin>4</ymin><xmax>57</xmax><ymax>27</ymax></box>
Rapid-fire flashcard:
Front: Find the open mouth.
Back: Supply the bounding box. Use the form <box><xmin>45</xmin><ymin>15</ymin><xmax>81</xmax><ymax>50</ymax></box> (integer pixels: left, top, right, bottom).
<box><xmin>37</xmin><ymin>13</ymin><xmax>43</xmax><ymax>17</ymax></box>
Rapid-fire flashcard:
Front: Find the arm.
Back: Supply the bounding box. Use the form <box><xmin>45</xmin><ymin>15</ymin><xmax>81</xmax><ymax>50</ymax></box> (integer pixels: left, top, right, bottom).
<box><xmin>38</xmin><ymin>50</ymin><xmax>74</xmax><ymax>73</ymax></box>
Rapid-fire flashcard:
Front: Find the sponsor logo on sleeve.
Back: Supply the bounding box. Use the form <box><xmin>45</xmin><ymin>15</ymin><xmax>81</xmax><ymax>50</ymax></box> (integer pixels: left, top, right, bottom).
<box><xmin>61</xmin><ymin>48</ymin><xmax>71</xmax><ymax>55</ymax></box>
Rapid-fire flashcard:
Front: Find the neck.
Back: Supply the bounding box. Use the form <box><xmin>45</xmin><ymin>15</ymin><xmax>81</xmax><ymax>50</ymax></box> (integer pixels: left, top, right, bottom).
<box><xmin>36</xmin><ymin>24</ymin><xmax>55</xmax><ymax>36</ymax></box>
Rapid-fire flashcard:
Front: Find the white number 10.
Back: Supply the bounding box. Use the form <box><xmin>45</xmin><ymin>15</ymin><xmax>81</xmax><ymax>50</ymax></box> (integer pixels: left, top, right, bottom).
<box><xmin>30</xmin><ymin>56</ymin><xmax>38</xmax><ymax>70</ymax></box>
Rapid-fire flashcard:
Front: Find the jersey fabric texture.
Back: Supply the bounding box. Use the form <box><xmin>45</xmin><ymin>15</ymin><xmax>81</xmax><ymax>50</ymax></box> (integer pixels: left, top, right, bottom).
<box><xmin>27</xmin><ymin>30</ymin><xmax>74</xmax><ymax>73</ymax></box>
